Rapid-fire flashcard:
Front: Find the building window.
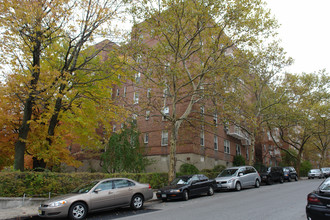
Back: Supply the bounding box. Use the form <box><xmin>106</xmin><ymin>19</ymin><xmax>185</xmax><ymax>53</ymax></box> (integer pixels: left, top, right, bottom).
<box><xmin>213</xmin><ymin>112</ymin><xmax>218</xmax><ymax>126</ymax></box>
<box><xmin>133</xmin><ymin>92</ymin><xmax>139</xmax><ymax>104</ymax></box>
<box><xmin>135</xmin><ymin>72</ymin><xmax>141</xmax><ymax>84</ymax></box>
<box><xmin>200</xmin><ymin>106</ymin><xmax>205</xmax><ymax>115</ymax></box>
<box><xmin>162</xmin><ymin>106</ymin><xmax>169</xmax><ymax>121</ymax></box>
<box><xmin>163</xmin><ymin>88</ymin><xmax>169</xmax><ymax>97</ymax></box>
<box><xmin>214</xmin><ymin>135</ymin><xmax>218</xmax><ymax>150</ymax></box>
<box><xmin>123</xmin><ymin>86</ymin><xmax>126</xmax><ymax>97</ymax></box>
<box><xmin>112</xmin><ymin>125</ymin><xmax>116</xmax><ymax>132</ymax></box>
<box><xmin>224</xmin><ymin>140</ymin><xmax>230</xmax><ymax>154</ymax></box>
<box><xmin>236</xmin><ymin>144</ymin><xmax>241</xmax><ymax>155</ymax></box>
<box><xmin>147</xmin><ymin>88</ymin><xmax>151</xmax><ymax>98</ymax></box>
<box><xmin>161</xmin><ymin>130</ymin><xmax>168</xmax><ymax>146</ymax></box>
<box><xmin>246</xmin><ymin>147</ymin><xmax>249</xmax><ymax>160</ymax></box>
<box><xmin>200</xmin><ymin>129</ymin><xmax>204</xmax><ymax>146</ymax></box>
<box><xmin>116</xmin><ymin>88</ymin><xmax>119</xmax><ymax>96</ymax></box>
<box><xmin>146</xmin><ymin>111</ymin><xmax>150</xmax><ymax>120</ymax></box>
<box><xmin>144</xmin><ymin>133</ymin><xmax>149</xmax><ymax>144</ymax></box>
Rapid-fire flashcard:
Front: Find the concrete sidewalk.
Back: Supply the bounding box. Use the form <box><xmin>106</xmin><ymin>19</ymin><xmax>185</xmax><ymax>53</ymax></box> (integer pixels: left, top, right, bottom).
<box><xmin>0</xmin><ymin>192</ymin><xmax>159</xmax><ymax>220</ymax></box>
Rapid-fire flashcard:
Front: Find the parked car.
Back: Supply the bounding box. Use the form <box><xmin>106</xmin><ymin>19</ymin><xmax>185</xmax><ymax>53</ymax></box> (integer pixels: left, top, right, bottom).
<box><xmin>308</xmin><ymin>169</ymin><xmax>323</xmax><ymax>179</ymax></box>
<box><xmin>215</xmin><ymin>166</ymin><xmax>261</xmax><ymax>191</ymax></box>
<box><xmin>38</xmin><ymin>178</ymin><xmax>153</xmax><ymax>220</ymax></box>
<box><xmin>306</xmin><ymin>177</ymin><xmax>330</xmax><ymax>220</ymax></box>
<box><xmin>321</xmin><ymin>167</ymin><xmax>330</xmax><ymax>178</ymax></box>
<box><xmin>259</xmin><ymin>166</ymin><xmax>284</xmax><ymax>184</ymax></box>
<box><xmin>156</xmin><ymin>174</ymin><xmax>216</xmax><ymax>201</ymax></box>
<box><xmin>283</xmin><ymin>167</ymin><xmax>298</xmax><ymax>182</ymax></box>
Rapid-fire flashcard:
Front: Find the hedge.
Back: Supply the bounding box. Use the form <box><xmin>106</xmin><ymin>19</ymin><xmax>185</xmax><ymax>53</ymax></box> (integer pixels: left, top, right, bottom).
<box><xmin>0</xmin><ymin>171</ymin><xmax>219</xmax><ymax>197</ymax></box>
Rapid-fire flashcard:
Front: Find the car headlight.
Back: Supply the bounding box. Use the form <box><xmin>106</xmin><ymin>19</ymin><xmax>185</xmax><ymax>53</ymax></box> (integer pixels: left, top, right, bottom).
<box><xmin>170</xmin><ymin>189</ymin><xmax>181</xmax><ymax>193</ymax></box>
<box><xmin>49</xmin><ymin>200</ymin><xmax>67</xmax><ymax>207</ymax></box>
<box><xmin>228</xmin><ymin>178</ymin><xmax>234</xmax><ymax>183</ymax></box>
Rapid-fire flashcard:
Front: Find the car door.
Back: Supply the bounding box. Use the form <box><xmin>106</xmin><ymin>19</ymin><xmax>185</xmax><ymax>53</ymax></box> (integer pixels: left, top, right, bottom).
<box><xmin>189</xmin><ymin>175</ymin><xmax>202</xmax><ymax>196</ymax></box>
<box><xmin>90</xmin><ymin>180</ymin><xmax>116</xmax><ymax>210</ymax></box>
<box><xmin>113</xmin><ymin>179</ymin><xmax>134</xmax><ymax>206</ymax></box>
<box><xmin>238</xmin><ymin>167</ymin><xmax>249</xmax><ymax>187</ymax></box>
<box><xmin>198</xmin><ymin>174</ymin><xmax>210</xmax><ymax>193</ymax></box>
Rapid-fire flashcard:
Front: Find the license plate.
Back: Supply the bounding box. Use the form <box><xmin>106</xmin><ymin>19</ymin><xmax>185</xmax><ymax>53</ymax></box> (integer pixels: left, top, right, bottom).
<box><xmin>161</xmin><ymin>194</ymin><xmax>166</xmax><ymax>198</ymax></box>
<box><xmin>38</xmin><ymin>209</ymin><xmax>42</xmax><ymax>215</ymax></box>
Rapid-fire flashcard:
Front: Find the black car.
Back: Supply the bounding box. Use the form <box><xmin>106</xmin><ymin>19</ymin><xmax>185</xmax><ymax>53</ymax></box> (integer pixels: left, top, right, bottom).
<box><xmin>306</xmin><ymin>177</ymin><xmax>330</xmax><ymax>220</ymax></box>
<box><xmin>283</xmin><ymin>167</ymin><xmax>298</xmax><ymax>182</ymax></box>
<box><xmin>156</xmin><ymin>174</ymin><xmax>216</xmax><ymax>201</ymax></box>
<box><xmin>259</xmin><ymin>166</ymin><xmax>284</xmax><ymax>185</ymax></box>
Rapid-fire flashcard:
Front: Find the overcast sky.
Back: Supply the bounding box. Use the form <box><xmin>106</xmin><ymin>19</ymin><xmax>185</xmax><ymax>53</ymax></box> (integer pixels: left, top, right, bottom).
<box><xmin>265</xmin><ymin>0</ymin><xmax>330</xmax><ymax>74</ymax></box>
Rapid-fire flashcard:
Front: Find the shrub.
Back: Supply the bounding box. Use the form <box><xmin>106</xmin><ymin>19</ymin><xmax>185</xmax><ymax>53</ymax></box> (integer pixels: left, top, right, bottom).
<box><xmin>300</xmin><ymin>160</ymin><xmax>312</xmax><ymax>177</ymax></box>
<box><xmin>213</xmin><ymin>164</ymin><xmax>226</xmax><ymax>173</ymax></box>
<box><xmin>179</xmin><ymin>163</ymin><xmax>199</xmax><ymax>175</ymax></box>
<box><xmin>233</xmin><ymin>155</ymin><xmax>245</xmax><ymax>166</ymax></box>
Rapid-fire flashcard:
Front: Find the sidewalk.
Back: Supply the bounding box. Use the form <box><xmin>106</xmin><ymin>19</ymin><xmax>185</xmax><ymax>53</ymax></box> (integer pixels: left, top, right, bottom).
<box><xmin>0</xmin><ymin>192</ymin><xmax>159</xmax><ymax>220</ymax></box>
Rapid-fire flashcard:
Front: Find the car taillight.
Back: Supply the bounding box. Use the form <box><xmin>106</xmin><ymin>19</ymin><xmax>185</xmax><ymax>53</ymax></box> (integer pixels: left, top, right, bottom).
<box><xmin>307</xmin><ymin>194</ymin><xmax>322</xmax><ymax>205</ymax></box>
<box><xmin>149</xmin><ymin>184</ymin><xmax>152</xmax><ymax>189</ymax></box>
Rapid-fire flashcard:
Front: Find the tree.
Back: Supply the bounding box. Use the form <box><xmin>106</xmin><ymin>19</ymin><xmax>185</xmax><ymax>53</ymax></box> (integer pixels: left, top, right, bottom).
<box><xmin>266</xmin><ymin>72</ymin><xmax>329</xmax><ymax>176</ymax></box>
<box><xmin>100</xmin><ymin>121</ymin><xmax>151</xmax><ymax>173</ymax></box>
<box><xmin>125</xmin><ymin>0</ymin><xmax>279</xmax><ymax>182</ymax></box>
<box><xmin>0</xmin><ymin>0</ymin><xmax>127</xmax><ymax>171</ymax></box>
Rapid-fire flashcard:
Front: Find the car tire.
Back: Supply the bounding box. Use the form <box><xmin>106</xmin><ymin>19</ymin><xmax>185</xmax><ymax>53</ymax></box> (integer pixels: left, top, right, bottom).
<box><xmin>182</xmin><ymin>190</ymin><xmax>189</xmax><ymax>201</ymax></box>
<box><xmin>288</xmin><ymin>176</ymin><xmax>291</xmax><ymax>182</ymax></box>
<box><xmin>255</xmin><ymin>179</ymin><xmax>260</xmax><ymax>188</ymax></box>
<box><xmin>280</xmin><ymin>176</ymin><xmax>284</xmax><ymax>184</ymax></box>
<box><xmin>207</xmin><ymin>186</ymin><xmax>214</xmax><ymax>196</ymax></box>
<box><xmin>295</xmin><ymin>175</ymin><xmax>298</xmax><ymax>181</ymax></box>
<box><xmin>235</xmin><ymin>182</ymin><xmax>242</xmax><ymax>191</ymax></box>
<box><xmin>131</xmin><ymin>194</ymin><xmax>144</xmax><ymax>210</ymax></box>
<box><xmin>68</xmin><ymin>202</ymin><xmax>87</xmax><ymax>220</ymax></box>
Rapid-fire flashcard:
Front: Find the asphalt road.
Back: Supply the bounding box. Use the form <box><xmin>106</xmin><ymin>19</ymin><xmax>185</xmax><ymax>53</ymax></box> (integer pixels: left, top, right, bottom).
<box><xmin>27</xmin><ymin>178</ymin><xmax>323</xmax><ymax>220</ymax></box>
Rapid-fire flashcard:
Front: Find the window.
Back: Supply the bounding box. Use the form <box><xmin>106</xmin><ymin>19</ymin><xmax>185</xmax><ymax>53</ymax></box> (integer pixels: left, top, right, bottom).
<box><xmin>246</xmin><ymin>147</ymin><xmax>249</xmax><ymax>160</ymax></box>
<box><xmin>116</xmin><ymin>88</ymin><xmax>119</xmax><ymax>96</ymax></box>
<box><xmin>135</xmin><ymin>72</ymin><xmax>141</xmax><ymax>84</ymax></box>
<box><xmin>161</xmin><ymin>130</ymin><xmax>168</xmax><ymax>146</ymax></box>
<box><xmin>133</xmin><ymin>92</ymin><xmax>139</xmax><ymax>104</ymax></box>
<box><xmin>114</xmin><ymin>179</ymin><xmax>135</xmax><ymax>189</ymax></box>
<box><xmin>96</xmin><ymin>181</ymin><xmax>114</xmax><ymax>191</ymax></box>
<box><xmin>163</xmin><ymin>88</ymin><xmax>169</xmax><ymax>97</ymax></box>
<box><xmin>147</xmin><ymin>88</ymin><xmax>151</xmax><ymax>98</ymax></box>
<box><xmin>112</xmin><ymin>125</ymin><xmax>116</xmax><ymax>132</ymax></box>
<box><xmin>144</xmin><ymin>133</ymin><xmax>149</xmax><ymax>144</ymax></box>
<box><xmin>213</xmin><ymin>112</ymin><xmax>218</xmax><ymax>126</ymax></box>
<box><xmin>123</xmin><ymin>86</ymin><xmax>126</xmax><ymax>97</ymax></box>
<box><xmin>200</xmin><ymin>129</ymin><xmax>204</xmax><ymax>146</ymax></box>
<box><xmin>214</xmin><ymin>135</ymin><xmax>218</xmax><ymax>150</ymax></box>
<box><xmin>146</xmin><ymin>110</ymin><xmax>150</xmax><ymax>120</ymax></box>
<box><xmin>236</xmin><ymin>144</ymin><xmax>241</xmax><ymax>155</ymax></box>
<box><xmin>162</xmin><ymin>106</ymin><xmax>169</xmax><ymax>121</ymax></box>
<box><xmin>200</xmin><ymin>106</ymin><xmax>205</xmax><ymax>115</ymax></box>
<box><xmin>224</xmin><ymin>140</ymin><xmax>230</xmax><ymax>154</ymax></box>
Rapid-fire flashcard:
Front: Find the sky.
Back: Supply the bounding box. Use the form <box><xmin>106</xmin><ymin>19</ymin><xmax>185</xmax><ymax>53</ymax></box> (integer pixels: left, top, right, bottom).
<box><xmin>265</xmin><ymin>0</ymin><xmax>330</xmax><ymax>74</ymax></box>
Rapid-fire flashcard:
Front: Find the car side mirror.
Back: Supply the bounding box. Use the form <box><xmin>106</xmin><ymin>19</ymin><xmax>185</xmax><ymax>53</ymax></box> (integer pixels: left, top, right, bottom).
<box><xmin>239</xmin><ymin>173</ymin><xmax>243</xmax><ymax>177</ymax></box>
<box><xmin>94</xmin><ymin>188</ymin><xmax>102</xmax><ymax>193</ymax></box>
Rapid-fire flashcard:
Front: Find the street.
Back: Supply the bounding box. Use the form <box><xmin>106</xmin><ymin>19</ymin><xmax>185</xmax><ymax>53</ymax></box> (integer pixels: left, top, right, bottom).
<box><xmin>28</xmin><ymin>178</ymin><xmax>322</xmax><ymax>220</ymax></box>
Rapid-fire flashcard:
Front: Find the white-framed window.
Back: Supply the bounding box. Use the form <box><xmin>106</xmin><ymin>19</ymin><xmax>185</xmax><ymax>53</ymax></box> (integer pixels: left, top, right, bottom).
<box><xmin>224</xmin><ymin>140</ymin><xmax>230</xmax><ymax>154</ymax></box>
<box><xmin>133</xmin><ymin>92</ymin><xmax>139</xmax><ymax>104</ymax></box>
<box><xmin>123</xmin><ymin>86</ymin><xmax>126</xmax><ymax>97</ymax></box>
<box><xmin>200</xmin><ymin>106</ymin><xmax>205</xmax><ymax>115</ymax></box>
<box><xmin>213</xmin><ymin>112</ymin><xmax>218</xmax><ymax>126</ymax></box>
<box><xmin>200</xmin><ymin>129</ymin><xmax>204</xmax><ymax>146</ymax></box>
<box><xmin>236</xmin><ymin>144</ymin><xmax>241</xmax><ymax>155</ymax></box>
<box><xmin>116</xmin><ymin>88</ymin><xmax>119</xmax><ymax>96</ymax></box>
<box><xmin>147</xmin><ymin>88</ymin><xmax>151</xmax><ymax>98</ymax></box>
<box><xmin>162</xmin><ymin>106</ymin><xmax>169</xmax><ymax>121</ymax></box>
<box><xmin>161</xmin><ymin>130</ymin><xmax>168</xmax><ymax>146</ymax></box>
<box><xmin>146</xmin><ymin>110</ymin><xmax>150</xmax><ymax>120</ymax></box>
<box><xmin>144</xmin><ymin>133</ymin><xmax>149</xmax><ymax>144</ymax></box>
<box><xmin>163</xmin><ymin>88</ymin><xmax>169</xmax><ymax>97</ymax></box>
<box><xmin>112</xmin><ymin>125</ymin><xmax>116</xmax><ymax>132</ymax></box>
<box><xmin>214</xmin><ymin>135</ymin><xmax>218</xmax><ymax>150</ymax></box>
<box><xmin>135</xmin><ymin>72</ymin><xmax>141</xmax><ymax>83</ymax></box>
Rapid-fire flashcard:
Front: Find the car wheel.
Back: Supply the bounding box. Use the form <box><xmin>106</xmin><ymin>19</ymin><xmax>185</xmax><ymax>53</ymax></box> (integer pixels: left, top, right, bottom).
<box><xmin>295</xmin><ymin>175</ymin><xmax>298</xmax><ymax>181</ymax></box>
<box><xmin>207</xmin><ymin>186</ymin><xmax>214</xmax><ymax>196</ymax></box>
<box><xmin>255</xmin><ymin>179</ymin><xmax>260</xmax><ymax>188</ymax></box>
<box><xmin>68</xmin><ymin>202</ymin><xmax>87</xmax><ymax>220</ymax></box>
<box><xmin>280</xmin><ymin>176</ymin><xmax>284</xmax><ymax>184</ymax></box>
<box><xmin>288</xmin><ymin>176</ymin><xmax>291</xmax><ymax>182</ymax></box>
<box><xmin>131</xmin><ymin>194</ymin><xmax>144</xmax><ymax>210</ymax></box>
<box><xmin>235</xmin><ymin>182</ymin><xmax>241</xmax><ymax>191</ymax></box>
<box><xmin>182</xmin><ymin>190</ymin><xmax>189</xmax><ymax>201</ymax></box>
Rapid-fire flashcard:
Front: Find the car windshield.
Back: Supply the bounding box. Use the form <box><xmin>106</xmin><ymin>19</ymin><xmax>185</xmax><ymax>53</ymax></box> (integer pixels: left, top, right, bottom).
<box><xmin>72</xmin><ymin>181</ymin><xmax>99</xmax><ymax>193</ymax></box>
<box><xmin>311</xmin><ymin>169</ymin><xmax>320</xmax><ymax>173</ymax></box>
<box><xmin>171</xmin><ymin>177</ymin><xmax>191</xmax><ymax>185</ymax></box>
<box><xmin>218</xmin><ymin>169</ymin><xmax>238</xmax><ymax>177</ymax></box>
<box><xmin>319</xmin><ymin>179</ymin><xmax>330</xmax><ymax>192</ymax></box>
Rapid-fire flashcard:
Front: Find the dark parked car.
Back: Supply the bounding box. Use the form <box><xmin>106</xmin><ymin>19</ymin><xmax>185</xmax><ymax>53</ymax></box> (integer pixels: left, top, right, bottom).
<box><xmin>259</xmin><ymin>166</ymin><xmax>284</xmax><ymax>185</ymax></box>
<box><xmin>283</xmin><ymin>167</ymin><xmax>298</xmax><ymax>182</ymax></box>
<box><xmin>156</xmin><ymin>174</ymin><xmax>216</xmax><ymax>201</ymax></box>
<box><xmin>306</xmin><ymin>177</ymin><xmax>330</xmax><ymax>220</ymax></box>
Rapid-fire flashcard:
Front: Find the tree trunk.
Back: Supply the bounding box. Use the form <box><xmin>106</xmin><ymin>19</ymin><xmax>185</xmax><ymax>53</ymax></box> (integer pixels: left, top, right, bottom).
<box><xmin>14</xmin><ymin>31</ymin><xmax>42</xmax><ymax>171</ymax></box>
<box><xmin>168</xmin><ymin>123</ymin><xmax>178</xmax><ymax>183</ymax></box>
